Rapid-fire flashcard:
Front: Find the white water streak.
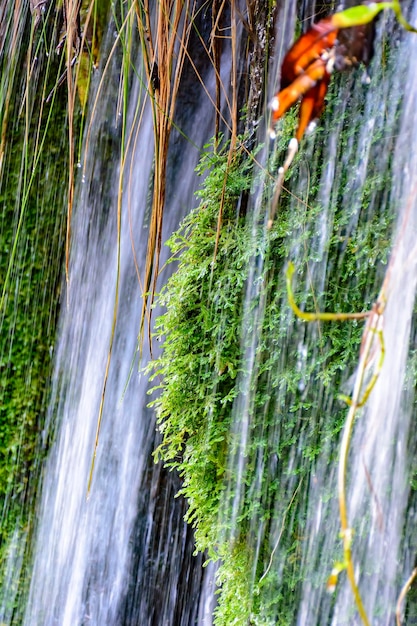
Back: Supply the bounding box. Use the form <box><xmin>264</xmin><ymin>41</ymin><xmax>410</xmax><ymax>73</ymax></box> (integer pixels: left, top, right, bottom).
<box><xmin>299</xmin><ymin>7</ymin><xmax>417</xmax><ymax>624</ymax></box>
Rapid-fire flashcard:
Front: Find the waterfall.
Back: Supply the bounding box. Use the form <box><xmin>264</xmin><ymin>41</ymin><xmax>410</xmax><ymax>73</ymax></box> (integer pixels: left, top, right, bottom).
<box><xmin>22</xmin><ymin>9</ymin><xmax>223</xmax><ymax>625</ymax></box>
<box><xmin>2</xmin><ymin>1</ymin><xmax>417</xmax><ymax>625</ymax></box>
<box><xmin>295</xmin><ymin>5</ymin><xmax>417</xmax><ymax>624</ymax></box>
<box><xmin>205</xmin><ymin>2</ymin><xmax>417</xmax><ymax>624</ymax></box>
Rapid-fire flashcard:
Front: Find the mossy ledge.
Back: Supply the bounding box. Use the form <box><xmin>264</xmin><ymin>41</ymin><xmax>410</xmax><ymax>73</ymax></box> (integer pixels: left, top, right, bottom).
<box><xmin>148</xmin><ymin>96</ymin><xmax>395</xmax><ymax>624</ymax></box>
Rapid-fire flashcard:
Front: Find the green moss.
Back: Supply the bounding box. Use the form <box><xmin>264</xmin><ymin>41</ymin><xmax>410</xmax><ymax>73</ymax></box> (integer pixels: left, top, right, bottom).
<box><xmin>150</xmin><ymin>138</ymin><xmax>256</xmax><ymax>554</ymax></box>
<box><xmin>0</xmin><ymin>7</ymin><xmax>73</xmax><ymax>617</ymax></box>
<box><xmin>149</xmin><ymin>87</ymin><xmax>396</xmax><ymax>623</ymax></box>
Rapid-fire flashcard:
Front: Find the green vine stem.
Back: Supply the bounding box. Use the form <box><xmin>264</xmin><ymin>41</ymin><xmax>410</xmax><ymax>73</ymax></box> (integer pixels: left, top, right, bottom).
<box><xmin>391</xmin><ymin>0</ymin><xmax>417</xmax><ymax>33</ymax></box>
<box><xmin>285</xmin><ymin>262</ymin><xmax>389</xmax><ymax>625</ymax></box>
<box><xmin>285</xmin><ymin>262</ymin><xmax>371</xmax><ymax>322</ymax></box>
<box><xmin>282</xmin><ymin>8</ymin><xmax>416</xmax><ymax>619</ymax></box>
<box><xmin>337</xmin><ymin>310</ymin><xmax>385</xmax><ymax>626</ymax></box>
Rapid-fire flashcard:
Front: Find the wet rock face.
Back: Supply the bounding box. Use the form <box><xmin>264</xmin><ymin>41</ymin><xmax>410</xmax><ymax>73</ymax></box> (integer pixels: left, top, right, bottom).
<box><xmin>245</xmin><ymin>0</ymin><xmax>278</xmax><ymax>131</ymax></box>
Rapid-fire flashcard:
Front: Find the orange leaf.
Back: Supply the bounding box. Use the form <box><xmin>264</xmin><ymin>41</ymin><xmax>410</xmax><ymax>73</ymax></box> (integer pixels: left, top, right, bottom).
<box><xmin>281</xmin><ymin>18</ymin><xmax>338</xmax><ymax>86</ymax></box>
<box><xmin>271</xmin><ymin>58</ymin><xmax>327</xmax><ymax>124</ymax></box>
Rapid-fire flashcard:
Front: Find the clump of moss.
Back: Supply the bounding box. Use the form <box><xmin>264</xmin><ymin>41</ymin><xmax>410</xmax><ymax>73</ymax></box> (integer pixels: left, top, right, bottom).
<box><xmin>0</xmin><ymin>7</ymin><xmax>74</xmax><ymax>617</ymax></box>
<box><xmin>150</xmin><ymin>138</ymin><xmax>257</xmax><ymax>555</ymax></box>
<box><xmin>149</xmin><ymin>76</ymin><xmax>396</xmax><ymax>623</ymax></box>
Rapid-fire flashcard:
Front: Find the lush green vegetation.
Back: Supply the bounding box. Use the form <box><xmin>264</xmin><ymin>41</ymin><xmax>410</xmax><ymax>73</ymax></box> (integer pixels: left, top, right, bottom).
<box><xmin>149</xmin><ymin>69</ymin><xmax>397</xmax><ymax>622</ymax></box>
<box><xmin>0</xmin><ymin>2</ymin><xmax>113</xmax><ymax>614</ymax></box>
<box><xmin>0</xmin><ymin>119</ymin><xmax>68</xmax><ymax>621</ymax></box>
<box><xmin>0</xmin><ymin>7</ymin><xmax>76</xmax><ymax>618</ymax></box>
<box><xmin>0</xmin><ymin>2</ymin><xmax>412</xmax><ymax>624</ymax></box>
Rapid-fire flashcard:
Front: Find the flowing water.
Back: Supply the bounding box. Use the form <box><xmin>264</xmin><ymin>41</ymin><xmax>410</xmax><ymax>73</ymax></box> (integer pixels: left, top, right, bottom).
<box><xmin>214</xmin><ymin>2</ymin><xmax>417</xmax><ymax>625</ymax></box>
<box><xmin>2</xmin><ymin>1</ymin><xmax>417</xmax><ymax>625</ymax></box>
<box><xmin>21</xmin><ymin>5</ymin><xmax>233</xmax><ymax>625</ymax></box>
<box><xmin>295</xmin><ymin>5</ymin><xmax>417</xmax><ymax>623</ymax></box>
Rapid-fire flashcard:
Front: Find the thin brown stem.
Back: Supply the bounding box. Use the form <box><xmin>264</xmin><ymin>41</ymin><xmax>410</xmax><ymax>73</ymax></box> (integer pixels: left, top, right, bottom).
<box><xmin>396</xmin><ymin>568</ymin><xmax>417</xmax><ymax>626</ymax></box>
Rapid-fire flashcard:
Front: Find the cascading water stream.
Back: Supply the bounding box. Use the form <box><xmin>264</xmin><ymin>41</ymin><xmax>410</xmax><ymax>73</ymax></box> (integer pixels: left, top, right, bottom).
<box><xmin>24</xmin><ymin>50</ymin><xmax>155</xmax><ymax>625</ymax></box>
<box><xmin>295</xmin><ymin>5</ymin><xmax>417</xmax><ymax>624</ymax></box>
<box><xmin>209</xmin><ymin>2</ymin><xmax>417</xmax><ymax>624</ymax></box>
<box><xmin>3</xmin><ymin>1</ymin><xmax>417</xmax><ymax>624</ymax></box>
<box><xmin>22</xmin><ymin>14</ymin><xmax>227</xmax><ymax>626</ymax></box>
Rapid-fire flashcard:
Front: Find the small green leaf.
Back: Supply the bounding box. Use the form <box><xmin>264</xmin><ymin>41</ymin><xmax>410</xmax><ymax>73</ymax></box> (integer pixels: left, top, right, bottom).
<box><xmin>332</xmin><ymin>3</ymin><xmax>393</xmax><ymax>28</ymax></box>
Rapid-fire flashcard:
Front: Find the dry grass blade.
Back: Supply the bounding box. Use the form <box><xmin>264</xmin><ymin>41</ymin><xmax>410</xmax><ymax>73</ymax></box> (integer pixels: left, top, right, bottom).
<box><xmin>396</xmin><ymin>568</ymin><xmax>417</xmax><ymax>626</ymax></box>
<box><xmin>213</xmin><ymin>0</ymin><xmax>238</xmax><ymax>262</ymax></box>
<box><xmin>87</xmin><ymin>1</ymin><xmax>137</xmax><ymax>496</ymax></box>
<box><xmin>0</xmin><ymin>2</ymin><xmax>25</xmax><ymax>180</ymax></box>
<box><xmin>64</xmin><ymin>0</ymin><xmax>82</xmax><ymax>287</ymax></box>
<box><xmin>211</xmin><ymin>0</ymin><xmax>227</xmax><ymax>146</ymax></box>
<box><xmin>135</xmin><ymin>0</ymin><xmax>197</xmax><ymax>352</ymax></box>
<box><xmin>135</xmin><ymin>0</ymin><xmax>247</xmax><ymax>351</ymax></box>
<box><xmin>58</xmin><ymin>0</ymin><xmax>103</xmax><ymax>290</ymax></box>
